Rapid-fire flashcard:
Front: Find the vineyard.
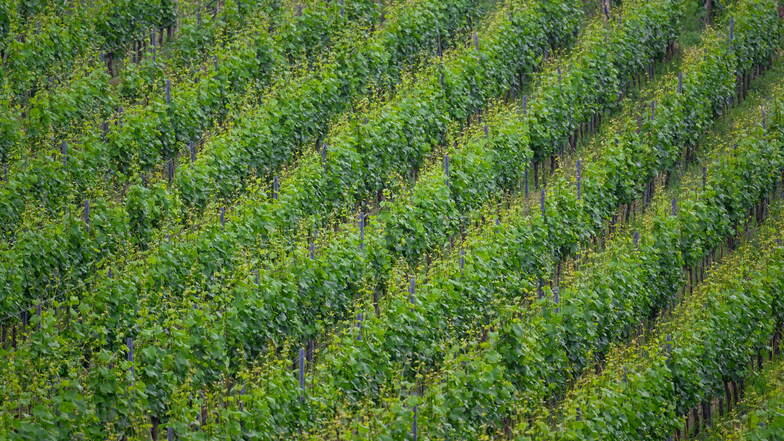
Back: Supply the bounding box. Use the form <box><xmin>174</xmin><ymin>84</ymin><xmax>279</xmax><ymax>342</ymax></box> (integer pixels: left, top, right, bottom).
<box><xmin>1</xmin><ymin>0</ymin><xmax>784</xmax><ymax>439</ymax></box>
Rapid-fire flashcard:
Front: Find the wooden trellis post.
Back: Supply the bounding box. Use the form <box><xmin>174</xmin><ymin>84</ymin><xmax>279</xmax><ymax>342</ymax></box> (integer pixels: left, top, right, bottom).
<box><xmin>298</xmin><ymin>347</ymin><xmax>306</xmax><ymax>391</ymax></box>
<box><xmin>60</xmin><ymin>141</ymin><xmax>68</xmax><ymax>165</ymax></box>
<box><xmin>83</xmin><ymin>200</ymin><xmax>90</xmax><ymax>227</ymax></box>
<box><xmin>359</xmin><ymin>213</ymin><xmax>366</xmax><ymax>250</ymax></box>
<box><xmin>436</xmin><ymin>23</ymin><xmax>443</xmax><ymax>58</ymax></box>
<box><xmin>127</xmin><ymin>337</ymin><xmax>134</xmax><ymax>380</ymax></box>
<box><xmin>665</xmin><ymin>334</ymin><xmax>672</xmax><ymax>359</ymax></box>
<box><xmin>166</xmin><ymin>158</ymin><xmax>175</xmax><ymax>184</ymax></box>
<box><xmin>412</xmin><ymin>405</ymin><xmax>418</xmax><ymax>441</ymax></box>
<box><xmin>189</xmin><ymin>141</ymin><xmax>196</xmax><ymax>163</ymax></box>
<box><xmin>702</xmin><ymin>167</ymin><xmax>707</xmax><ymax>189</ymax></box>
<box><xmin>729</xmin><ymin>17</ymin><xmax>735</xmax><ymax>42</ymax></box>
<box><xmin>356</xmin><ymin>313</ymin><xmax>363</xmax><ymax>341</ymax></box>
<box><xmin>537</xmin><ymin>278</ymin><xmax>544</xmax><ymax>299</ymax></box>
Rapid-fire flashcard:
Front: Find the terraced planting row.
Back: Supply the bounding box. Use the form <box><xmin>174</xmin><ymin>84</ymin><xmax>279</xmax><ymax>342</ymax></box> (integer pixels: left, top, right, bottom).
<box><xmin>0</xmin><ymin>0</ymin><xmax>280</xmax><ymax>168</ymax></box>
<box><xmin>527</xmin><ymin>190</ymin><xmax>784</xmax><ymax>440</ymax></box>
<box><xmin>0</xmin><ymin>0</ymin><xmax>476</xmax><ymax>316</ymax></box>
<box><xmin>0</xmin><ymin>0</ymin><xmax>394</xmax><ymax>239</ymax></box>
<box><xmin>295</xmin><ymin>2</ymin><xmax>783</xmax><ymax>438</ymax></box>
<box><xmin>0</xmin><ymin>0</ymin><xmax>580</xmax><ymax>434</ymax></box>
<box><xmin>1</xmin><ymin>0</ymin><xmax>178</xmax><ymax>105</ymax></box>
<box><xmin>1</xmin><ymin>0</ymin><xmax>783</xmax><ymax>439</ymax></box>
<box><xmin>699</xmin><ymin>352</ymin><xmax>784</xmax><ymax>440</ymax></box>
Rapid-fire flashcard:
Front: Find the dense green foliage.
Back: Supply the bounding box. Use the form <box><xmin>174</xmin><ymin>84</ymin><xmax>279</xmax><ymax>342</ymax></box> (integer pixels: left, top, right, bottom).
<box><xmin>225</xmin><ymin>0</ymin><xmax>684</xmax><ymax>385</ymax></box>
<box><xmin>0</xmin><ymin>1</ymin><xmax>280</xmax><ymax>166</ymax></box>
<box><xmin>2</xmin><ymin>0</ymin><xmax>783</xmax><ymax>439</ymax></box>
<box><xmin>305</xmin><ymin>2</ymin><xmax>782</xmax><ymax>438</ymax></box>
<box><xmin>701</xmin><ymin>356</ymin><xmax>784</xmax><ymax>440</ymax></box>
<box><xmin>0</xmin><ymin>0</ymin><xmax>386</xmax><ymax>238</ymax></box>
<box><xmin>1</xmin><ymin>0</ymin><xmax>176</xmax><ymax>102</ymax></box>
<box><xmin>0</xmin><ymin>0</ymin><xmax>582</xmax><ymax>438</ymax></box>
<box><xmin>529</xmin><ymin>197</ymin><xmax>784</xmax><ymax>440</ymax></box>
<box><xmin>0</xmin><ymin>0</ymin><xmax>400</xmax><ymax>311</ymax></box>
